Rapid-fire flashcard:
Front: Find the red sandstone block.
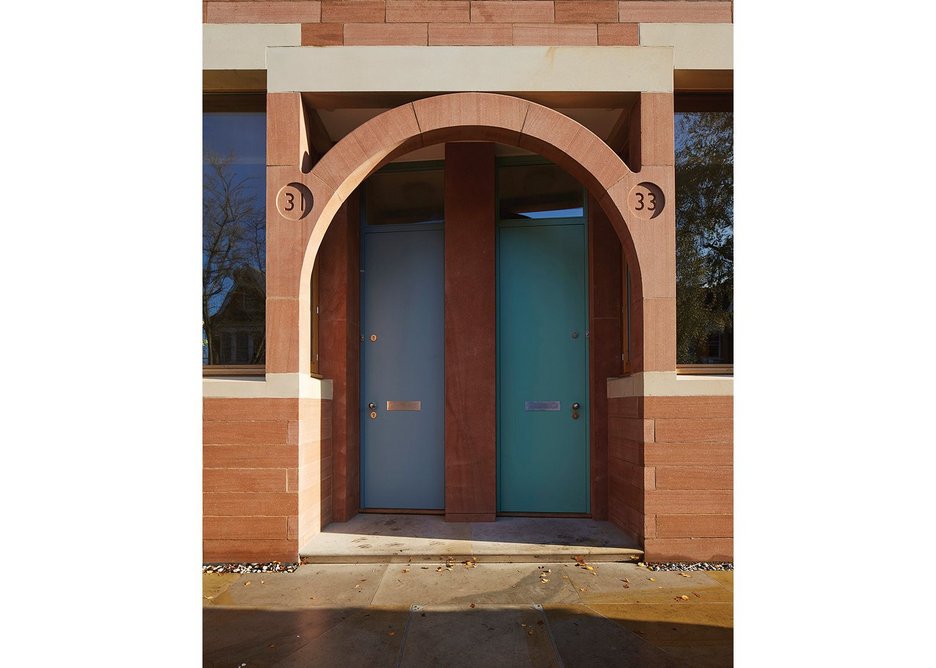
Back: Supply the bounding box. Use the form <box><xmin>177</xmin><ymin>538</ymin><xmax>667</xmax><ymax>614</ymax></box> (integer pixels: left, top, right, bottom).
<box><xmin>204</xmin><ymin>468</ymin><xmax>287</xmax><ymax>493</ymax></box>
<box><xmin>608</xmin><ymin>396</ymin><xmax>639</xmax><ymax>419</ymax></box>
<box><xmin>655</xmin><ymin>466</ymin><xmax>732</xmax><ymax>490</ymax></box>
<box><xmin>387</xmin><ymin>1</ymin><xmax>469</xmax><ymax>22</ymax></box>
<box><xmin>609</xmin><ymin>416</ymin><xmax>654</xmax><ymax>443</ymax></box>
<box><xmin>608</xmin><ymin>438</ymin><xmax>642</xmax><ymax>465</ymax></box>
<box><xmin>597</xmin><ymin>22</ymin><xmax>637</xmax><ymax>45</ymax></box>
<box><xmin>642</xmin><ymin>537</ymin><xmax>733</xmax><ymax>562</ymax></box>
<box><xmin>644</xmin><ymin>442</ymin><xmax>732</xmax><ymax>467</ymax></box>
<box><xmin>301</xmin><ymin>22</ymin><xmax>344</xmax><ymax>44</ymax></box>
<box><xmin>203</xmin><ymin>539</ymin><xmax>297</xmax><ymax>564</ymax></box>
<box><xmin>654</xmin><ymin>418</ymin><xmax>732</xmax><ymax>443</ymax></box>
<box><xmin>321</xmin><ymin>0</ymin><xmax>386</xmax><ymax>22</ymax></box>
<box><xmin>203</xmin><ymin>398</ymin><xmax>299</xmax><ymax>422</ymax></box>
<box><xmin>206</xmin><ymin>1</ymin><xmax>322</xmax><ymax>23</ymax></box>
<box><xmin>345</xmin><ymin>22</ymin><xmax>427</xmax><ymax>44</ymax></box>
<box><xmin>203</xmin><ymin>445</ymin><xmax>299</xmax><ymax>469</ymax></box>
<box><xmin>655</xmin><ymin>514</ymin><xmax>732</xmax><ymax>538</ymax></box>
<box><xmin>470</xmin><ymin>1</ymin><xmax>553</xmax><ymax>23</ymax></box>
<box><xmin>204</xmin><ymin>516</ymin><xmax>288</xmax><ymax>541</ymax></box>
<box><xmin>555</xmin><ymin>0</ymin><xmax>617</xmax><ymax>23</ymax></box>
<box><xmin>265</xmin><ymin>297</ymin><xmax>302</xmax><ymax>373</ymax></box>
<box><xmin>287</xmin><ymin>467</ymin><xmax>299</xmax><ymax>492</ymax></box>
<box><xmin>428</xmin><ymin>22</ymin><xmax>511</xmax><ymax>45</ymax></box>
<box><xmin>287</xmin><ymin>515</ymin><xmax>299</xmax><ymax>539</ymax></box>
<box><xmin>512</xmin><ymin>23</ymin><xmax>597</xmax><ymax>45</ymax></box>
<box><xmin>643</xmin><ymin>395</ymin><xmax>733</xmax><ymax>419</ymax></box>
<box><xmin>620</xmin><ymin>1</ymin><xmax>732</xmax><ymax>24</ymax></box>
<box><xmin>266</xmin><ymin>93</ymin><xmax>302</xmax><ymax>167</ymax></box>
<box><xmin>203</xmin><ymin>420</ymin><xmax>290</xmax><ymax>445</ymax></box>
<box><xmin>645</xmin><ymin>489</ymin><xmax>732</xmax><ymax>515</ymax></box>
<box><xmin>203</xmin><ymin>492</ymin><xmax>298</xmax><ymax>516</ymax></box>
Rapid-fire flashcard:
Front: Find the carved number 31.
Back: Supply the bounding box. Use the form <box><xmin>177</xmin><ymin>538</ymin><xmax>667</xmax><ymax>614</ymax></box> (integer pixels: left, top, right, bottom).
<box><xmin>284</xmin><ymin>192</ymin><xmax>305</xmax><ymax>212</ymax></box>
<box><xmin>635</xmin><ymin>192</ymin><xmax>656</xmax><ymax>211</ymax></box>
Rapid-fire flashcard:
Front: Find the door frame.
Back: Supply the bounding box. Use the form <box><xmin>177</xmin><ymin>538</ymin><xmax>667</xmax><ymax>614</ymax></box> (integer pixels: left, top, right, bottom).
<box><xmin>359</xmin><ymin>159</ymin><xmax>446</xmax><ymax>512</ymax></box>
<box><xmin>494</xmin><ymin>156</ymin><xmax>591</xmax><ymax>516</ymax></box>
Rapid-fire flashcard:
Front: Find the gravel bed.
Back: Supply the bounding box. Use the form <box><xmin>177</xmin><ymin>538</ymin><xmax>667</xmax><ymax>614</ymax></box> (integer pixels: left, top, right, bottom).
<box><xmin>641</xmin><ymin>561</ymin><xmax>733</xmax><ymax>572</ymax></box>
<box><xmin>203</xmin><ymin>562</ymin><xmax>298</xmax><ymax>574</ymax></box>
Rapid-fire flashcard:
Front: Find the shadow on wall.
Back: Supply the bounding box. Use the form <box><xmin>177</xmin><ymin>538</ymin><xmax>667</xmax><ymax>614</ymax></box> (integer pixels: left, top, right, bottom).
<box><xmin>204</xmin><ymin>605</ymin><xmax>732</xmax><ymax>667</ymax></box>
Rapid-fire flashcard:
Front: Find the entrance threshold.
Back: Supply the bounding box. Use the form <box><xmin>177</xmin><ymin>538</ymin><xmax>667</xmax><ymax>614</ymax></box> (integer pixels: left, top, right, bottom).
<box><xmin>299</xmin><ymin>514</ymin><xmax>643</xmax><ymax>564</ymax></box>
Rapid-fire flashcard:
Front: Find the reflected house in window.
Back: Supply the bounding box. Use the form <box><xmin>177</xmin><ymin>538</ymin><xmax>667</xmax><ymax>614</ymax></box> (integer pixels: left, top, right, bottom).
<box><xmin>206</xmin><ymin>265</ymin><xmax>265</xmax><ymax>365</ymax></box>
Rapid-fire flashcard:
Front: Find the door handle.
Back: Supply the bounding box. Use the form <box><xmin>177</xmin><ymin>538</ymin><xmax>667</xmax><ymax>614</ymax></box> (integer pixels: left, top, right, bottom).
<box><xmin>571</xmin><ymin>402</ymin><xmax>581</xmax><ymax>420</ymax></box>
<box><xmin>368</xmin><ymin>402</ymin><xmax>377</xmax><ymax>419</ymax></box>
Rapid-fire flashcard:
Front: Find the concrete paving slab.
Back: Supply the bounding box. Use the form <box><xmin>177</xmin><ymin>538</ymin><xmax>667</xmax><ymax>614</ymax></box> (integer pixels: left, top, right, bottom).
<box><xmin>587</xmin><ymin>601</ymin><xmax>733</xmax><ymax>667</ymax></box>
<box><xmin>562</xmin><ymin>562</ymin><xmax>733</xmax><ymax>604</ymax></box>
<box><xmin>371</xmin><ymin>563</ymin><xmax>581</xmax><ymax>607</ymax></box>
<box><xmin>203</xmin><ymin>607</ymin><xmax>351</xmax><ymax>667</ymax></box>
<box><xmin>270</xmin><ymin>607</ymin><xmax>409</xmax><ymax>668</ymax></box>
<box><xmin>544</xmin><ymin>604</ymin><xmax>678</xmax><ymax>667</ymax></box>
<box><xmin>207</xmin><ymin>564</ymin><xmax>389</xmax><ymax>608</ymax></box>
<box><xmin>706</xmin><ymin>570</ymin><xmax>734</xmax><ymax>592</ymax></box>
<box><xmin>202</xmin><ymin>573</ymin><xmax>240</xmax><ymax>602</ymax></box>
<box><xmin>300</xmin><ymin>513</ymin><xmax>642</xmax><ymax>563</ymax></box>
<box><xmin>399</xmin><ymin>604</ymin><xmax>561</xmax><ymax>668</ymax></box>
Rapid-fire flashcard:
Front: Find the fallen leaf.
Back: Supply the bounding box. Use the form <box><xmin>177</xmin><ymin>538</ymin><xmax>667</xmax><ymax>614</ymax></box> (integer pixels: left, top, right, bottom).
<box><xmin>621</xmin><ymin>578</ymin><xmax>629</xmax><ymax>584</ymax></box>
<box><xmin>244</xmin><ymin>581</ymin><xmax>251</xmax><ymax>586</ymax></box>
<box><xmin>692</xmin><ymin>592</ymin><xmax>702</xmax><ymax>598</ymax></box>
<box><xmin>680</xmin><ymin>595</ymin><xmax>689</xmax><ymax>601</ymax></box>
<box><xmin>648</xmin><ymin>578</ymin><xmax>656</xmax><ymax>582</ymax></box>
<box><xmin>388</xmin><ymin>631</ymin><xmax>396</xmax><ymax>637</ymax></box>
<box><xmin>469</xmin><ymin>603</ymin><xmax>476</xmax><ymax>608</ymax></box>
<box><xmin>678</xmin><ymin>573</ymin><xmax>691</xmax><ymax>578</ymax></box>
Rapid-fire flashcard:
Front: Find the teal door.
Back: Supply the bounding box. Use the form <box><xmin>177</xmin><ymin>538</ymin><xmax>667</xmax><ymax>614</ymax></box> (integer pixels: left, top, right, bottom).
<box><xmin>360</xmin><ymin>225</ymin><xmax>444</xmax><ymax>509</ymax></box>
<box><xmin>497</xmin><ymin>220</ymin><xmax>589</xmax><ymax>513</ymax></box>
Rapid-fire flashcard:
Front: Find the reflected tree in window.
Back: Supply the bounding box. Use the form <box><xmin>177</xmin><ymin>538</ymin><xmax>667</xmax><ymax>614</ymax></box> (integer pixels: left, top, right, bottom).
<box><xmin>675</xmin><ymin>110</ymin><xmax>733</xmax><ymax>364</ymax></box>
<box><xmin>202</xmin><ymin>152</ymin><xmax>266</xmax><ymax>365</ymax></box>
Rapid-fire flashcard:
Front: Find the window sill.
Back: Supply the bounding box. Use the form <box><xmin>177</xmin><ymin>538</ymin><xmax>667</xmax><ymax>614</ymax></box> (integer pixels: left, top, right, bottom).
<box><xmin>676</xmin><ymin>364</ymin><xmax>733</xmax><ymax>376</ymax></box>
<box><xmin>203</xmin><ymin>365</ymin><xmax>265</xmax><ymax>377</ymax></box>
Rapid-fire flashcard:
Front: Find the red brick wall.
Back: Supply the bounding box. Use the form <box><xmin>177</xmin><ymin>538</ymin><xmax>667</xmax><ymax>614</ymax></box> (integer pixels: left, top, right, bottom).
<box><xmin>204</xmin><ymin>1</ymin><xmax>733</xmax><ymax>45</ymax></box>
<box><xmin>203</xmin><ymin>396</ymin><xmax>332</xmax><ymax>563</ymax></box>
<box><xmin>608</xmin><ymin>394</ymin><xmax>733</xmax><ymax>561</ymax></box>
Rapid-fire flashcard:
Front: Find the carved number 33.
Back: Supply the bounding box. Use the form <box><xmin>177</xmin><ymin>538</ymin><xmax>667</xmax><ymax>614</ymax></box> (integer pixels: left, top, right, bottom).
<box><xmin>635</xmin><ymin>192</ymin><xmax>656</xmax><ymax>211</ymax></box>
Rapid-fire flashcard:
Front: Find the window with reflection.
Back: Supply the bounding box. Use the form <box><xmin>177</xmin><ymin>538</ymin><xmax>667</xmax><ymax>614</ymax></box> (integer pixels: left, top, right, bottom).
<box><xmin>675</xmin><ymin>96</ymin><xmax>733</xmax><ymax>366</ymax></box>
<box><xmin>498</xmin><ymin>162</ymin><xmax>584</xmax><ymax>220</ymax></box>
<box><xmin>203</xmin><ymin>105</ymin><xmax>266</xmax><ymax>366</ymax></box>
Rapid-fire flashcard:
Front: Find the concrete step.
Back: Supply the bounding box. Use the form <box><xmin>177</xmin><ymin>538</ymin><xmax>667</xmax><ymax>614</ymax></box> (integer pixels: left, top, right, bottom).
<box><xmin>299</xmin><ymin>514</ymin><xmax>644</xmax><ymax>565</ymax></box>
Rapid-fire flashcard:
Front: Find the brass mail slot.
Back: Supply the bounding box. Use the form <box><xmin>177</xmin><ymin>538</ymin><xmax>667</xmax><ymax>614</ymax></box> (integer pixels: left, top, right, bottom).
<box><xmin>386</xmin><ymin>401</ymin><xmax>421</xmax><ymax>411</ymax></box>
<box><xmin>525</xmin><ymin>401</ymin><xmax>561</xmax><ymax>411</ymax></box>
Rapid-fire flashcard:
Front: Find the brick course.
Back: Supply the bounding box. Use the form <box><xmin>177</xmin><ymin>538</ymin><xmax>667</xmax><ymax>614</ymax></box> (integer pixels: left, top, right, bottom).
<box><xmin>608</xmin><ymin>394</ymin><xmax>733</xmax><ymax>562</ymax></box>
<box><xmin>204</xmin><ymin>0</ymin><xmax>734</xmax><ymax>43</ymax></box>
<box><xmin>203</xmin><ymin>397</ymin><xmax>333</xmax><ymax>563</ymax></box>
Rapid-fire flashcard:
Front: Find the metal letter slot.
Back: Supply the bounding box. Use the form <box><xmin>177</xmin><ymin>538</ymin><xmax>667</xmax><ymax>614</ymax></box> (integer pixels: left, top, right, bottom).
<box><xmin>524</xmin><ymin>401</ymin><xmax>561</xmax><ymax>411</ymax></box>
<box><xmin>386</xmin><ymin>401</ymin><xmax>421</xmax><ymax>411</ymax></box>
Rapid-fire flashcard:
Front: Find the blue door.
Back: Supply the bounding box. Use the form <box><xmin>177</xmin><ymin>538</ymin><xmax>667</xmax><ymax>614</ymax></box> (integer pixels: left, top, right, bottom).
<box><xmin>360</xmin><ymin>225</ymin><xmax>445</xmax><ymax>509</ymax></box>
<box><xmin>497</xmin><ymin>220</ymin><xmax>589</xmax><ymax>513</ymax></box>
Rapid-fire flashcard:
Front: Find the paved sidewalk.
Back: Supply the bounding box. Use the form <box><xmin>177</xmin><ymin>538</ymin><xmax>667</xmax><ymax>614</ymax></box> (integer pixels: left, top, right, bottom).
<box><xmin>203</xmin><ymin>560</ymin><xmax>733</xmax><ymax>667</ymax></box>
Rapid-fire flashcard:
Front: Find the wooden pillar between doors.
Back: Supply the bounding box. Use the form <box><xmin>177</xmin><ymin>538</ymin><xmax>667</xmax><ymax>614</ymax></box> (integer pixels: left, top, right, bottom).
<box><xmin>444</xmin><ymin>142</ymin><xmax>497</xmax><ymax>521</ymax></box>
